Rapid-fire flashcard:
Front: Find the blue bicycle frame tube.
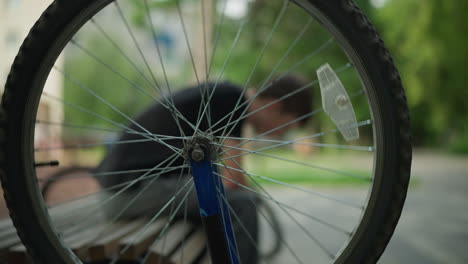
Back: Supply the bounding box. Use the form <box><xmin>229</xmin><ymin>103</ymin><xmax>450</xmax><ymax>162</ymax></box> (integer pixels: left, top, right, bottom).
<box><xmin>190</xmin><ymin>156</ymin><xmax>240</xmax><ymax>264</ymax></box>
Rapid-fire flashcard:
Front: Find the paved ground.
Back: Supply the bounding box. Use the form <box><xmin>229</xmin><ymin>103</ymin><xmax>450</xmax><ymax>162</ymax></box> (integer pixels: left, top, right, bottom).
<box><xmin>379</xmin><ymin>151</ymin><xmax>468</xmax><ymax>264</ymax></box>
<box><xmin>261</xmin><ymin>150</ymin><xmax>468</xmax><ymax>263</ymax></box>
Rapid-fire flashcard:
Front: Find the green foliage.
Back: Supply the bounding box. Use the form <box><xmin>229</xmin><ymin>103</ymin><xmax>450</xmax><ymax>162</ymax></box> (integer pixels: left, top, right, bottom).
<box><xmin>63</xmin><ymin>0</ymin><xmax>468</xmax><ymax>153</ymax></box>
<box><xmin>376</xmin><ymin>0</ymin><xmax>468</xmax><ymax>151</ymax></box>
<box><xmin>128</xmin><ymin>0</ymin><xmax>198</xmax><ymax>28</ymax></box>
<box><xmin>63</xmin><ymin>34</ymin><xmax>153</xmax><ymax>139</ymax></box>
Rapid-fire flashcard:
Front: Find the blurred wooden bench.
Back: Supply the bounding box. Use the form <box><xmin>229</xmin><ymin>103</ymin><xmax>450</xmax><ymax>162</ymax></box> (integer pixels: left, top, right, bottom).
<box><xmin>0</xmin><ymin>197</ymin><xmax>210</xmax><ymax>264</ymax></box>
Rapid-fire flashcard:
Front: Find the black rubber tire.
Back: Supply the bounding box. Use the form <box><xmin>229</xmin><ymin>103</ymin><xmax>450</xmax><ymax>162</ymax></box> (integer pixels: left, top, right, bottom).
<box><xmin>0</xmin><ymin>0</ymin><xmax>412</xmax><ymax>263</ymax></box>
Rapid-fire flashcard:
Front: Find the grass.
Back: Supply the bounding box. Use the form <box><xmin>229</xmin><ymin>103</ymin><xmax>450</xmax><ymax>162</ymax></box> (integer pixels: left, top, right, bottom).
<box><xmin>243</xmin><ymin>148</ymin><xmax>373</xmax><ymax>186</ymax></box>
<box><xmin>249</xmin><ymin>167</ymin><xmax>371</xmax><ymax>186</ymax></box>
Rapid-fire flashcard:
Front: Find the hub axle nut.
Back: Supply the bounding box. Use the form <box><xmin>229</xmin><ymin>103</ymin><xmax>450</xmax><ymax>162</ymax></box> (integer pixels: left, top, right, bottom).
<box><xmin>191</xmin><ymin>144</ymin><xmax>205</xmax><ymax>162</ymax></box>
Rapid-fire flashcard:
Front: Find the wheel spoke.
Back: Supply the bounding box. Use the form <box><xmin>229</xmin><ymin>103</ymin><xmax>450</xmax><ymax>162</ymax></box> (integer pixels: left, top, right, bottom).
<box><xmin>199</xmin><ymin>0</ymin><xmax>215</xmax><ymax>133</ymax></box>
<box><xmin>205</xmin><ymin>0</ymin><xmax>291</xmax><ymax>138</ymax></box>
<box><xmin>207</xmin><ymin>0</ymin><xmax>228</xmax><ymax>80</ymax></box>
<box><xmin>56</xmin><ymin>64</ymin><xmax>151</xmax><ymax>133</ymax></box>
<box><xmin>180</xmin><ymin>190</ymin><xmax>189</xmax><ymax>264</ymax></box>
<box><xmin>48</xmin><ymin>69</ymin><xmax>183</xmax><ymax>156</ymax></box>
<box><xmin>194</xmin><ymin>5</ymin><xmax>251</xmax><ymax>134</ymax></box>
<box><xmin>216</xmin><ymin>158</ymin><xmax>304</xmax><ymax>264</ymax></box>
<box><xmin>198</xmin><ymin>0</ymin><xmax>231</xmax><ymax>137</ymax></box>
<box><xmin>143</xmin><ymin>0</ymin><xmax>190</xmax><ymax>139</ymax></box>
<box><xmin>214</xmin><ymin>72</ymin><xmax>367</xmax><ymax>148</ymax></box>
<box><xmin>214</xmin><ymin>171</ymin><xmax>335</xmax><ymax>260</ymax></box>
<box><xmin>36</xmin><ymin>118</ymin><xmax>188</xmax><ymax>140</ymax></box>
<box><xmin>218</xmin><ymin>0</ymin><xmax>292</xmax><ymax>139</ymax></box>
<box><xmin>215</xmin><ymin>157</ymin><xmax>354</xmax><ymax>235</ymax></box>
<box><xmin>116</xmin><ymin>181</ymin><xmax>194</xmax><ymax>262</ymax></box>
<box><xmin>56</xmin><ymin>151</ymin><xmax>182</xmax><ymax>231</ymax></box>
<box><xmin>216</xmin><ymin>143</ymin><xmax>370</xmax><ymax>181</ymax></box>
<box><xmin>214</xmin><ymin>162</ymin><xmax>362</xmax><ymax>210</ymax></box>
<box><xmin>113</xmin><ymin>1</ymin><xmax>160</xmax><ymax>88</ymax></box>
<box><xmin>41</xmin><ymin>92</ymin><xmax>181</xmax><ymax>155</ymax></box>
<box><xmin>65</xmin><ymin>41</ymin><xmax>195</xmax><ymax>132</ymax></box>
<box><xmin>215</xmin><ymin>185</ymin><xmax>242</xmax><ymax>262</ymax></box>
<box><xmin>173</xmin><ymin>0</ymin><xmax>210</xmax><ymax>137</ymax></box>
<box><xmin>35</xmin><ymin>137</ymin><xmax>181</xmax><ymax>151</ymax></box>
<box><xmin>83</xmin><ymin>165</ymin><xmax>189</xmax><ymax>248</ymax></box>
<box><xmin>217</xmin><ymin>136</ymin><xmax>374</xmax><ymax>152</ymax></box>
<box><xmin>89</xmin><ymin>18</ymin><xmax>158</xmax><ymax>96</ymax></box>
<box><xmin>36</xmin><ymin>119</ymin><xmax>189</xmax><ymax>140</ymax></box>
<box><xmin>46</xmin><ymin>165</ymin><xmax>188</xmax><ymax>212</ymax></box>
<box><xmin>218</xmin><ymin>154</ymin><xmax>340</xmax><ymax>259</ymax></box>
<box><xmin>150</xmin><ymin>162</ymin><xmax>188</xmax><ymax>263</ymax></box>
<box><xmin>207</xmin><ymin>37</ymin><xmax>335</xmax><ymax>135</ymax></box>
<box><xmin>218</xmin><ymin>152</ymin><xmax>362</xmax><ymax>259</ymax></box>
<box><xmin>218</xmin><ymin>119</ymin><xmax>373</xmax><ymax>161</ymax></box>
<box><xmin>216</xmin><ymin>186</ymin><xmax>263</xmax><ymax>258</ymax></box>
<box><xmin>41</xmin><ymin>166</ymin><xmax>186</xmax><ymax>184</ymax></box>
<box><xmin>212</xmin><ymin>62</ymin><xmax>351</xmax><ymax>137</ymax></box>
<box><xmin>36</xmin><ymin>119</ymin><xmax>129</xmax><ymax>134</ymax></box>
<box><xmin>139</xmin><ymin>182</ymin><xmax>196</xmax><ymax>263</ymax></box>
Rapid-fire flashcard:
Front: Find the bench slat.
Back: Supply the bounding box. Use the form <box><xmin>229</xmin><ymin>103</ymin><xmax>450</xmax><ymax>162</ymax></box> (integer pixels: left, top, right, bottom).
<box><xmin>66</xmin><ymin>222</ymin><xmax>109</xmax><ymax>259</ymax></box>
<box><xmin>0</xmin><ymin>196</ymin><xmax>207</xmax><ymax>264</ymax></box>
<box><xmin>146</xmin><ymin>222</ymin><xmax>193</xmax><ymax>264</ymax></box>
<box><xmin>199</xmin><ymin>252</ymin><xmax>212</xmax><ymax>264</ymax></box>
<box><xmin>3</xmin><ymin>244</ymin><xmax>33</xmax><ymax>264</ymax></box>
<box><xmin>118</xmin><ymin>218</ymin><xmax>167</xmax><ymax>260</ymax></box>
<box><xmin>6</xmin><ymin>244</ymin><xmax>28</xmax><ymax>264</ymax></box>
<box><xmin>168</xmin><ymin>229</ymin><xmax>206</xmax><ymax>264</ymax></box>
<box><xmin>0</xmin><ymin>218</ymin><xmax>20</xmax><ymax>249</ymax></box>
<box><xmin>88</xmin><ymin>220</ymin><xmax>145</xmax><ymax>260</ymax></box>
<box><xmin>0</xmin><ymin>232</ymin><xmax>21</xmax><ymax>250</ymax></box>
<box><xmin>48</xmin><ymin>196</ymin><xmax>104</xmax><ymax>231</ymax></box>
<box><xmin>0</xmin><ymin>218</ymin><xmax>12</xmax><ymax>232</ymax></box>
<box><xmin>5</xmin><ymin>222</ymin><xmax>111</xmax><ymax>263</ymax></box>
<box><xmin>0</xmin><ymin>227</ymin><xmax>17</xmax><ymax>243</ymax></box>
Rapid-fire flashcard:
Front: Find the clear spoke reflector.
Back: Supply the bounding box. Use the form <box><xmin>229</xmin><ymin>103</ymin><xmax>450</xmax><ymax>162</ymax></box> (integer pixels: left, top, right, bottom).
<box><xmin>317</xmin><ymin>63</ymin><xmax>359</xmax><ymax>141</ymax></box>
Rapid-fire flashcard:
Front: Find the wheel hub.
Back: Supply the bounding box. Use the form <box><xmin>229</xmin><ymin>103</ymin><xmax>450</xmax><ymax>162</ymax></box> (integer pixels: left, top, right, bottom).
<box><xmin>185</xmin><ymin>135</ymin><xmax>216</xmax><ymax>162</ymax></box>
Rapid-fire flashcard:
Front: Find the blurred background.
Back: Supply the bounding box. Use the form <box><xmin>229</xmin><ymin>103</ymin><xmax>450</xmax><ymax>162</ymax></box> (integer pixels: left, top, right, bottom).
<box><xmin>0</xmin><ymin>0</ymin><xmax>467</xmax><ymax>263</ymax></box>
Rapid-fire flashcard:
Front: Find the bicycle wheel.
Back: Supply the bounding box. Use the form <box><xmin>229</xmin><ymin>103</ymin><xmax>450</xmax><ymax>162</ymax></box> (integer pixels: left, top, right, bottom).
<box><xmin>0</xmin><ymin>0</ymin><xmax>412</xmax><ymax>263</ymax></box>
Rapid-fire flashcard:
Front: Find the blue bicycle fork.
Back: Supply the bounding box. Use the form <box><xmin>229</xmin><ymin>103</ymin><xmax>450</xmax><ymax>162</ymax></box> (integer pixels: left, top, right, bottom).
<box><xmin>188</xmin><ymin>140</ymin><xmax>239</xmax><ymax>264</ymax></box>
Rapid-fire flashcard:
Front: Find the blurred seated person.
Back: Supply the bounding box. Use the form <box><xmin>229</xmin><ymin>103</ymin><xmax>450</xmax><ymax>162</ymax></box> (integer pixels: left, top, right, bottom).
<box><xmin>95</xmin><ymin>75</ymin><xmax>312</xmax><ymax>264</ymax></box>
